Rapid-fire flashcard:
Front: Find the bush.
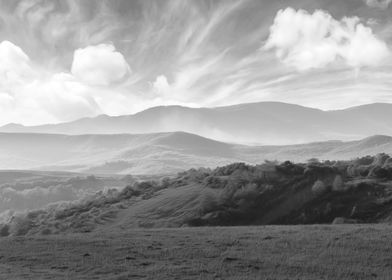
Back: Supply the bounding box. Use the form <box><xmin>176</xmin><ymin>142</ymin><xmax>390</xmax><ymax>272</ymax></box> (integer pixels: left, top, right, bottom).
<box><xmin>213</xmin><ymin>163</ymin><xmax>251</xmax><ymax>176</ymax></box>
<box><xmin>9</xmin><ymin>216</ymin><xmax>33</xmax><ymax>236</ymax></box>
<box><xmin>312</xmin><ymin>180</ymin><xmax>328</xmax><ymax>195</ymax></box>
<box><xmin>203</xmin><ymin>176</ymin><xmax>227</xmax><ymax>189</ymax></box>
<box><xmin>368</xmin><ymin>166</ymin><xmax>392</xmax><ymax>179</ymax></box>
<box><xmin>0</xmin><ymin>224</ymin><xmax>10</xmax><ymax>236</ymax></box>
<box><xmin>332</xmin><ymin>175</ymin><xmax>344</xmax><ymax>192</ymax></box>
<box><xmin>233</xmin><ymin>183</ymin><xmax>259</xmax><ymax>202</ymax></box>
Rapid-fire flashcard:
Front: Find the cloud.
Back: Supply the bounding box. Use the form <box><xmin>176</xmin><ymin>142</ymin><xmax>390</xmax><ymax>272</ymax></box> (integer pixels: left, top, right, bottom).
<box><xmin>0</xmin><ymin>41</ymin><xmax>33</xmax><ymax>84</ymax></box>
<box><xmin>0</xmin><ymin>41</ymin><xmax>107</xmax><ymax>125</ymax></box>
<box><xmin>153</xmin><ymin>75</ymin><xmax>171</xmax><ymax>96</ymax></box>
<box><xmin>0</xmin><ymin>1</ymin><xmax>392</xmax><ymax>125</ymax></box>
<box><xmin>0</xmin><ymin>93</ymin><xmax>14</xmax><ymax>110</ymax></box>
<box><xmin>71</xmin><ymin>44</ymin><xmax>131</xmax><ymax>86</ymax></box>
<box><xmin>22</xmin><ymin>73</ymin><xmax>102</xmax><ymax>121</ymax></box>
<box><xmin>0</xmin><ymin>40</ymin><xmax>140</xmax><ymax>126</ymax></box>
<box><xmin>365</xmin><ymin>0</ymin><xmax>392</xmax><ymax>9</ymax></box>
<box><xmin>264</xmin><ymin>8</ymin><xmax>390</xmax><ymax>71</ymax></box>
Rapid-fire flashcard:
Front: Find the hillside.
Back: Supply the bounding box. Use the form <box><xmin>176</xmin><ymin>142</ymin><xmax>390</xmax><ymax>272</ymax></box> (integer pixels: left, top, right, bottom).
<box><xmin>2</xmin><ymin>102</ymin><xmax>392</xmax><ymax>145</ymax></box>
<box><xmin>2</xmin><ymin>154</ymin><xmax>392</xmax><ymax>236</ymax></box>
<box><xmin>0</xmin><ymin>131</ymin><xmax>240</xmax><ymax>174</ymax></box>
<box><xmin>1</xmin><ymin>132</ymin><xmax>392</xmax><ymax>174</ymax></box>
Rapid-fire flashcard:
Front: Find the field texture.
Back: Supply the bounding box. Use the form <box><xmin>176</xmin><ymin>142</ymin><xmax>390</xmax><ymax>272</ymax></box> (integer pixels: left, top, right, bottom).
<box><xmin>0</xmin><ymin>224</ymin><xmax>391</xmax><ymax>279</ymax></box>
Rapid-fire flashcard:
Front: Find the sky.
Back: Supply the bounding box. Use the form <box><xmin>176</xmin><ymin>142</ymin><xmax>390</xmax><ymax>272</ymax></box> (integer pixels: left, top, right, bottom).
<box><xmin>0</xmin><ymin>0</ymin><xmax>392</xmax><ymax>125</ymax></box>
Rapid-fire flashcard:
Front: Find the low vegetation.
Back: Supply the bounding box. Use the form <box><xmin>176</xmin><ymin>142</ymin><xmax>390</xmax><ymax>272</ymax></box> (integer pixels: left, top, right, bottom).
<box><xmin>0</xmin><ymin>225</ymin><xmax>391</xmax><ymax>279</ymax></box>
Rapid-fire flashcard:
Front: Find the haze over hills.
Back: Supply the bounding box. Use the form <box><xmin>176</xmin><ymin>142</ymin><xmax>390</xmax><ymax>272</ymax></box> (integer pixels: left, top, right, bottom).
<box><xmin>1</xmin><ymin>132</ymin><xmax>392</xmax><ymax>174</ymax></box>
<box><xmin>2</xmin><ymin>102</ymin><xmax>392</xmax><ymax>145</ymax></box>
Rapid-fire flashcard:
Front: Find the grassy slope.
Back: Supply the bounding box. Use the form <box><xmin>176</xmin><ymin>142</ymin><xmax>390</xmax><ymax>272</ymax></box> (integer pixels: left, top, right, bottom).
<box><xmin>0</xmin><ymin>225</ymin><xmax>391</xmax><ymax>279</ymax></box>
<box><xmin>4</xmin><ymin>156</ymin><xmax>392</xmax><ymax>236</ymax></box>
<box><xmin>109</xmin><ymin>183</ymin><xmax>203</xmax><ymax>230</ymax></box>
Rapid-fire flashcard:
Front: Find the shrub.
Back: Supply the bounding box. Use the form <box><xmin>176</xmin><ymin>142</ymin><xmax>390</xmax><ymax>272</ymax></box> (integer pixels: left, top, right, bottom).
<box><xmin>233</xmin><ymin>183</ymin><xmax>260</xmax><ymax>212</ymax></box>
<box><xmin>0</xmin><ymin>224</ymin><xmax>10</xmax><ymax>236</ymax></box>
<box><xmin>307</xmin><ymin>158</ymin><xmax>320</xmax><ymax>165</ymax></box>
<box><xmin>368</xmin><ymin>166</ymin><xmax>392</xmax><ymax>179</ymax></box>
<box><xmin>332</xmin><ymin>175</ymin><xmax>345</xmax><ymax>192</ymax></box>
<box><xmin>213</xmin><ymin>163</ymin><xmax>251</xmax><ymax>176</ymax></box>
<box><xmin>312</xmin><ymin>180</ymin><xmax>328</xmax><ymax>195</ymax></box>
<box><xmin>354</xmin><ymin>156</ymin><xmax>374</xmax><ymax>166</ymax></box>
<box><xmin>233</xmin><ymin>183</ymin><xmax>259</xmax><ymax>202</ymax></box>
<box><xmin>203</xmin><ymin>176</ymin><xmax>227</xmax><ymax>189</ymax></box>
<box><xmin>9</xmin><ymin>216</ymin><xmax>33</xmax><ymax>236</ymax></box>
<box><xmin>372</xmin><ymin>153</ymin><xmax>390</xmax><ymax>167</ymax></box>
<box><xmin>276</xmin><ymin>161</ymin><xmax>299</xmax><ymax>175</ymax></box>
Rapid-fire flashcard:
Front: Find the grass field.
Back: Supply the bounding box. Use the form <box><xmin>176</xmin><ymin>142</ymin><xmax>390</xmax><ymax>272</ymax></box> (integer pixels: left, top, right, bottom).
<box><xmin>0</xmin><ymin>224</ymin><xmax>391</xmax><ymax>279</ymax></box>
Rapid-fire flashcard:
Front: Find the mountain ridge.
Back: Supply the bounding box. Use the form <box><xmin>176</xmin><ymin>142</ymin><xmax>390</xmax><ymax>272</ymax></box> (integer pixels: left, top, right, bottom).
<box><xmin>2</xmin><ymin>102</ymin><xmax>392</xmax><ymax>145</ymax></box>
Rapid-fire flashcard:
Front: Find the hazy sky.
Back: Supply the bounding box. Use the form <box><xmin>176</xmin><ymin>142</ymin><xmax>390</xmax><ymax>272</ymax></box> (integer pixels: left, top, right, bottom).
<box><xmin>0</xmin><ymin>0</ymin><xmax>392</xmax><ymax>125</ymax></box>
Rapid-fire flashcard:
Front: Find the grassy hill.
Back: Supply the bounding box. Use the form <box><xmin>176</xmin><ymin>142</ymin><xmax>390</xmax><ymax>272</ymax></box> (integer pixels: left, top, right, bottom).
<box><xmin>2</xmin><ymin>153</ymin><xmax>392</xmax><ymax>236</ymax></box>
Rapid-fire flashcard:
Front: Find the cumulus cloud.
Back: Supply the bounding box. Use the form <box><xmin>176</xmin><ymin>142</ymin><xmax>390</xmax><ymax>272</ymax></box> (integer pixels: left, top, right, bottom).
<box><xmin>0</xmin><ymin>41</ymin><xmax>33</xmax><ymax>85</ymax></box>
<box><xmin>365</xmin><ymin>0</ymin><xmax>392</xmax><ymax>9</ymax></box>
<box><xmin>264</xmin><ymin>8</ymin><xmax>390</xmax><ymax>71</ymax></box>
<box><xmin>0</xmin><ymin>41</ymin><xmax>138</xmax><ymax>125</ymax></box>
<box><xmin>71</xmin><ymin>44</ymin><xmax>131</xmax><ymax>86</ymax></box>
<box><xmin>22</xmin><ymin>73</ymin><xmax>102</xmax><ymax>121</ymax></box>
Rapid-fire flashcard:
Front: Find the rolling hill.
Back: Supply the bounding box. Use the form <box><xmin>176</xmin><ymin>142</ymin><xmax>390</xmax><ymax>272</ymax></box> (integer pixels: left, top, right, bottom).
<box><xmin>0</xmin><ymin>132</ymin><xmax>392</xmax><ymax>174</ymax></box>
<box><xmin>3</xmin><ymin>154</ymin><xmax>392</xmax><ymax>237</ymax></box>
<box><xmin>2</xmin><ymin>102</ymin><xmax>392</xmax><ymax>145</ymax></box>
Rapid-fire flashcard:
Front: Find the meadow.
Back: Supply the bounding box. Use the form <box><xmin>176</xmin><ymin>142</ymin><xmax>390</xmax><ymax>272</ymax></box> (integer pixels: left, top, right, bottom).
<box><xmin>0</xmin><ymin>224</ymin><xmax>391</xmax><ymax>279</ymax></box>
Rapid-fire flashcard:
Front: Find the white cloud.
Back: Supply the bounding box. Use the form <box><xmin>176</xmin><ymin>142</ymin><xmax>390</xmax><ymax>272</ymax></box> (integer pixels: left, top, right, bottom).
<box><xmin>264</xmin><ymin>8</ymin><xmax>390</xmax><ymax>71</ymax></box>
<box><xmin>365</xmin><ymin>0</ymin><xmax>392</xmax><ymax>9</ymax></box>
<box><xmin>151</xmin><ymin>50</ymin><xmax>229</xmax><ymax>105</ymax></box>
<box><xmin>22</xmin><ymin>73</ymin><xmax>101</xmax><ymax>122</ymax></box>
<box><xmin>0</xmin><ymin>41</ymin><xmax>142</xmax><ymax>126</ymax></box>
<box><xmin>0</xmin><ymin>41</ymin><xmax>108</xmax><ymax>125</ymax></box>
<box><xmin>153</xmin><ymin>75</ymin><xmax>171</xmax><ymax>95</ymax></box>
<box><xmin>71</xmin><ymin>44</ymin><xmax>131</xmax><ymax>86</ymax></box>
<box><xmin>0</xmin><ymin>41</ymin><xmax>34</xmax><ymax>85</ymax></box>
<box><xmin>0</xmin><ymin>74</ymin><xmax>102</xmax><ymax>125</ymax></box>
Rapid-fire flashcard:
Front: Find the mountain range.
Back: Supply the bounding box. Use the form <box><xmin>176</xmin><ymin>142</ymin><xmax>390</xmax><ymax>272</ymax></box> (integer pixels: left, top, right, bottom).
<box><xmin>1</xmin><ymin>131</ymin><xmax>392</xmax><ymax>174</ymax></box>
<box><xmin>2</xmin><ymin>102</ymin><xmax>392</xmax><ymax>145</ymax></box>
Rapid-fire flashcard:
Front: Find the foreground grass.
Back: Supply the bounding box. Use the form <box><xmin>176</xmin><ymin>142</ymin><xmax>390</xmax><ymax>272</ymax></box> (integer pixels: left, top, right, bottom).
<box><xmin>0</xmin><ymin>225</ymin><xmax>391</xmax><ymax>279</ymax></box>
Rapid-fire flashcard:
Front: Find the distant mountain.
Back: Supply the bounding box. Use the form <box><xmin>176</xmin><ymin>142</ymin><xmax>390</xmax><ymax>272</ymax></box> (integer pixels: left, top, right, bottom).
<box><xmin>0</xmin><ymin>132</ymin><xmax>392</xmax><ymax>174</ymax></box>
<box><xmin>1</xmin><ymin>102</ymin><xmax>392</xmax><ymax>145</ymax></box>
